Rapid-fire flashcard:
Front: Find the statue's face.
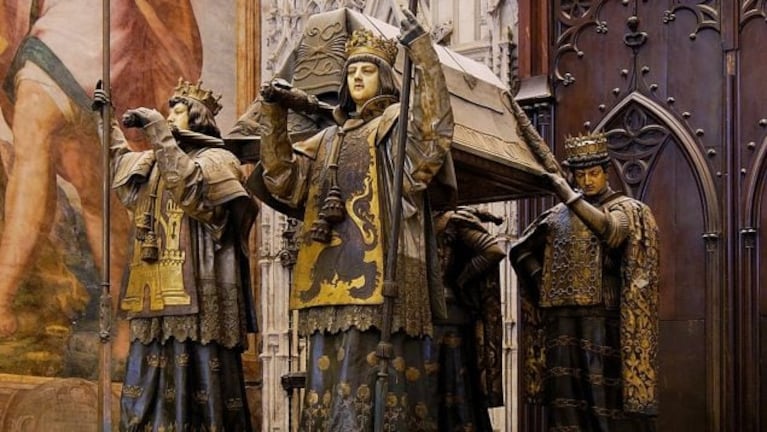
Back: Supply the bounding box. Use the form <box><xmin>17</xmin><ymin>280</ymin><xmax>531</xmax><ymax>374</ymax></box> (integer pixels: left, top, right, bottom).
<box><xmin>167</xmin><ymin>102</ymin><xmax>190</xmax><ymax>131</ymax></box>
<box><xmin>573</xmin><ymin>165</ymin><xmax>608</xmax><ymax>197</ymax></box>
<box><xmin>347</xmin><ymin>61</ymin><xmax>380</xmax><ymax>108</ymax></box>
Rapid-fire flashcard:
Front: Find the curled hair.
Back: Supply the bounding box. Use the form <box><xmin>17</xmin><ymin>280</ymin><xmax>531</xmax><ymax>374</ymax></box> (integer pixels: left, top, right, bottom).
<box><xmin>337</xmin><ymin>54</ymin><xmax>399</xmax><ymax>114</ymax></box>
<box><xmin>168</xmin><ymin>96</ymin><xmax>221</xmax><ymax>138</ymax></box>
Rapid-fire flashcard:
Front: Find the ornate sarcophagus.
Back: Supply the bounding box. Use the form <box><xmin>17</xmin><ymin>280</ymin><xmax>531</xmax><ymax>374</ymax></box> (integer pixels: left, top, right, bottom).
<box><xmin>225</xmin><ymin>8</ymin><xmax>554</xmax><ymax>205</ymax></box>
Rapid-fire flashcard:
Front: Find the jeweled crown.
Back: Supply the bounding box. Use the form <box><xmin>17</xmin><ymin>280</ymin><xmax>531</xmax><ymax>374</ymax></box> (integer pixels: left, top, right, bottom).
<box><xmin>345</xmin><ymin>29</ymin><xmax>398</xmax><ymax>65</ymax></box>
<box><xmin>172</xmin><ymin>78</ymin><xmax>223</xmax><ymax>116</ymax></box>
<box><xmin>563</xmin><ymin>132</ymin><xmax>610</xmax><ymax>168</ymax></box>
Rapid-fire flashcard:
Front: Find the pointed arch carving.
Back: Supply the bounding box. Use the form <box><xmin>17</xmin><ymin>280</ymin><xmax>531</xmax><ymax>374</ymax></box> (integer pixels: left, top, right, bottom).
<box><xmin>744</xmin><ymin>134</ymin><xmax>767</xmax><ymax>227</ymax></box>
<box><xmin>594</xmin><ymin>91</ymin><xmax>720</xmax><ymax>233</ymax></box>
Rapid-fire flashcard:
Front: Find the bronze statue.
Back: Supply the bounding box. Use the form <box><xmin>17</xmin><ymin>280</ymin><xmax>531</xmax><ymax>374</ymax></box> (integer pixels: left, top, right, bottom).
<box><xmin>94</xmin><ymin>79</ymin><xmax>258</xmax><ymax>431</ymax></box>
<box><xmin>254</xmin><ymin>7</ymin><xmax>454</xmax><ymax>431</ymax></box>
<box><xmin>510</xmin><ymin>132</ymin><xmax>660</xmax><ymax>432</ymax></box>
<box><xmin>433</xmin><ymin>206</ymin><xmax>506</xmax><ymax>431</ymax></box>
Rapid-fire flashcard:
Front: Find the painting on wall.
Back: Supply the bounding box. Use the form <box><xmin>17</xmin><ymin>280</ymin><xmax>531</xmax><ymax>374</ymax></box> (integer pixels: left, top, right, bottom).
<box><xmin>0</xmin><ymin>0</ymin><xmax>237</xmax><ymax>381</ymax></box>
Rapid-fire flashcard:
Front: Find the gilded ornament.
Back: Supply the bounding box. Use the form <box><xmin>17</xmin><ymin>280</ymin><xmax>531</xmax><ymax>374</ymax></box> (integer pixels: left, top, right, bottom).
<box><xmin>392</xmin><ymin>356</ymin><xmax>406</xmax><ymax>372</ymax></box>
<box><xmin>345</xmin><ymin>29</ymin><xmax>398</xmax><ymax>65</ymax></box>
<box><xmin>563</xmin><ymin>131</ymin><xmax>610</xmax><ymax>168</ymax></box>
<box><xmin>317</xmin><ymin>355</ymin><xmax>331</xmax><ymax>371</ymax></box>
<box><xmin>171</xmin><ymin>77</ymin><xmax>223</xmax><ymax>115</ymax></box>
<box><xmin>405</xmin><ymin>367</ymin><xmax>421</xmax><ymax>382</ymax></box>
<box><xmin>357</xmin><ymin>384</ymin><xmax>371</xmax><ymax>402</ymax></box>
<box><xmin>366</xmin><ymin>350</ymin><xmax>378</xmax><ymax>366</ymax></box>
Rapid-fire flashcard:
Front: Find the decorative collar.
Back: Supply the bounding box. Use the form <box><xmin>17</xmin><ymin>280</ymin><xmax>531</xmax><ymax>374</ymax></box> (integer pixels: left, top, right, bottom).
<box><xmin>350</xmin><ymin>95</ymin><xmax>398</xmax><ymax>123</ymax></box>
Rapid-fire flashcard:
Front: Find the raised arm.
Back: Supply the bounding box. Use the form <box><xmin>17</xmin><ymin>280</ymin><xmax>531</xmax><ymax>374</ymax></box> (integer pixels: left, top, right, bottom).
<box><xmin>256</xmin><ymin>81</ymin><xmax>319</xmax><ymax>208</ymax></box>
<box><xmin>399</xmin><ymin>8</ymin><xmax>454</xmax><ymax>190</ymax></box>
<box><xmin>93</xmin><ymin>88</ymin><xmax>154</xmax><ymax>210</ymax></box>
<box><xmin>258</xmin><ymin>91</ymin><xmax>295</xmax><ymax>196</ymax></box>
<box><xmin>122</xmin><ymin>108</ymin><xmax>241</xmax><ymax>228</ymax></box>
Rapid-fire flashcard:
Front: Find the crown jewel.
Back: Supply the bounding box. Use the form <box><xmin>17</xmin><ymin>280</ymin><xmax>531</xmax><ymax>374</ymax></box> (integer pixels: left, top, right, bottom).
<box><xmin>563</xmin><ymin>132</ymin><xmax>610</xmax><ymax>168</ymax></box>
<box><xmin>345</xmin><ymin>29</ymin><xmax>398</xmax><ymax>65</ymax></box>
<box><xmin>172</xmin><ymin>78</ymin><xmax>223</xmax><ymax>116</ymax></box>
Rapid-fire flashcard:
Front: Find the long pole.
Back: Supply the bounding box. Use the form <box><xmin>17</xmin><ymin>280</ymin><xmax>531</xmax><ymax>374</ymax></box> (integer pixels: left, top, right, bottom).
<box><xmin>98</xmin><ymin>0</ymin><xmax>113</xmax><ymax>430</ymax></box>
<box><xmin>507</xmin><ymin>95</ymin><xmax>564</xmax><ymax>177</ymax></box>
<box><xmin>373</xmin><ymin>1</ymin><xmax>418</xmax><ymax>431</ymax></box>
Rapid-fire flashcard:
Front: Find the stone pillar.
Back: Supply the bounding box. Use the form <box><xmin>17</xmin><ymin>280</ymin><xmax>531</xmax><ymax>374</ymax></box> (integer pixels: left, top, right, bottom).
<box><xmin>257</xmin><ymin>206</ymin><xmax>295</xmax><ymax>431</ymax></box>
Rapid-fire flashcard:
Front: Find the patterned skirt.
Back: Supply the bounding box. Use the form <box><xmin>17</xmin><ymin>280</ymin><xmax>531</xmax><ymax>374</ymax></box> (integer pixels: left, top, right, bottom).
<box><xmin>543</xmin><ymin>307</ymin><xmax>654</xmax><ymax>432</ymax></box>
<box><xmin>120</xmin><ymin>338</ymin><xmax>252</xmax><ymax>431</ymax></box>
<box><xmin>300</xmin><ymin>324</ymin><xmax>495</xmax><ymax>431</ymax></box>
<box><xmin>432</xmin><ymin>322</ymin><xmax>495</xmax><ymax>432</ymax></box>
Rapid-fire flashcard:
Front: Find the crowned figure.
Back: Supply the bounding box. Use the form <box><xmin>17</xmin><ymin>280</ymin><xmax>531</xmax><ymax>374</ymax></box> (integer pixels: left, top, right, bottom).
<box><xmin>94</xmin><ymin>78</ymin><xmax>258</xmax><ymax>431</ymax></box>
<box><xmin>510</xmin><ymin>132</ymin><xmax>660</xmax><ymax>432</ymax></box>
<box><xmin>253</xmin><ymin>7</ymin><xmax>457</xmax><ymax>431</ymax></box>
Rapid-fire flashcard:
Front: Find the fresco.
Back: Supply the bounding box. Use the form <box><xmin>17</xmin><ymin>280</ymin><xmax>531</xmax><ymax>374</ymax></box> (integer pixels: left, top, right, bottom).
<box><xmin>0</xmin><ymin>0</ymin><xmax>236</xmax><ymax>380</ymax></box>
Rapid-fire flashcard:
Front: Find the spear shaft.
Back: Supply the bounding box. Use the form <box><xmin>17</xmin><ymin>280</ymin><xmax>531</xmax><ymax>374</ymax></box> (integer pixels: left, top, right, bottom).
<box><xmin>98</xmin><ymin>0</ymin><xmax>113</xmax><ymax>430</ymax></box>
<box><xmin>373</xmin><ymin>1</ymin><xmax>418</xmax><ymax>431</ymax></box>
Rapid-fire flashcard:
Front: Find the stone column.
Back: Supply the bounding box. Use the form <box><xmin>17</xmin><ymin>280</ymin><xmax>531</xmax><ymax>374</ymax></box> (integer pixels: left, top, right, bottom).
<box><xmin>257</xmin><ymin>206</ymin><xmax>295</xmax><ymax>431</ymax></box>
<box><xmin>477</xmin><ymin>201</ymin><xmax>518</xmax><ymax>432</ymax></box>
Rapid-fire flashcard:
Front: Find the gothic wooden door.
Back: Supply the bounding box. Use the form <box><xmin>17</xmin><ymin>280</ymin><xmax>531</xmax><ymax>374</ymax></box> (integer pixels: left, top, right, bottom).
<box><xmin>519</xmin><ymin>1</ymin><xmax>767</xmax><ymax>431</ymax></box>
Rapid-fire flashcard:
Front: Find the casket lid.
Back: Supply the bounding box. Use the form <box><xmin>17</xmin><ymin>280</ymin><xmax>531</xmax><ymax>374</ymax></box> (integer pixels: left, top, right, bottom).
<box><xmin>226</xmin><ymin>8</ymin><xmax>554</xmax><ymax>204</ymax></box>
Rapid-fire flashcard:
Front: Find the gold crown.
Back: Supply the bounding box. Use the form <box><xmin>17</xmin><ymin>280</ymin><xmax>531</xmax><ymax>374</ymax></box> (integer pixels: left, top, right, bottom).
<box><xmin>172</xmin><ymin>78</ymin><xmax>222</xmax><ymax>116</ymax></box>
<box><xmin>345</xmin><ymin>29</ymin><xmax>398</xmax><ymax>65</ymax></box>
<box><xmin>563</xmin><ymin>132</ymin><xmax>610</xmax><ymax>168</ymax></box>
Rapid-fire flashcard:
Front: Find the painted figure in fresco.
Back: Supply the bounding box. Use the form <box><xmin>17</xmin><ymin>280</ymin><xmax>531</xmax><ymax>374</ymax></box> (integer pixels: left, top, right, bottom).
<box><xmin>0</xmin><ymin>1</ymin><xmax>202</xmax><ymax>350</ymax></box>
<box><xmin>255</xmin><ymin>7</ymin><xmax>455</xmax><ymax>431</ymax></box>
<box><xmin>433</xmin><ymin>206</ymin><xmax>506</xmax><ymax>431</ymax></box>
<box><xmin>93</xmin><ymin>80</ymin><xmax>257</xmax><ymax>431</ymax></box>
<box><xmin>510</xmin><ymin>132</ymin><xmax>660</xmax><ymax>432</ymax></box>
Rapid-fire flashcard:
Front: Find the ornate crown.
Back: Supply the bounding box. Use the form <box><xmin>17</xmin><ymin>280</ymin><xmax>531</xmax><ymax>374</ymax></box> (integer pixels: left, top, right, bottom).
<box><xmin>563</xmin><ymin>132</ymin><xmax>610</xmax><ymax>168</ymax></box>
<box><xmin>345</xmin><ymin>29</ymin><xmax>398</xmax><ymax>65</ymax></box>
<box><xmin>172</xmin><ymin>78</ymin><xmax>223</xmax><ymax>116</ymax></box>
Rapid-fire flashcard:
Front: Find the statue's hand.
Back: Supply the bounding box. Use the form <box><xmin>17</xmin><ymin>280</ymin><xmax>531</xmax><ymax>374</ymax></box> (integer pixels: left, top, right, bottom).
<box><xmin>260</xmin><ymin>78</ymin><xmax>293</xmax><ymax>104</ymax></box>
<box><xmin>91</xmin><ymin>80</ymin><xmax>112</xmax><ymax>112</ymax></box>
<box><xmin>260</xmin><ymin>81</ymin><xmax>278</xmax><ymax>103</ymax></box>
<box><xmin>122</xmin><ymin>107</ymin><xmax>163</xmax><ymax>128</ymax></box>
<box><xmin>543</xmin><ymin>172</ymin><xmax>581</xmax><ymax>204</ymax></box>
<box><xmin>398</xmin><ymin>6</ymin><xmax>426</xmax><ymax>46</ymax></box>
<box><xmin>261</xmin><ymin>79</ymin><xmax>326</xmax><ymax>115</ymax></box>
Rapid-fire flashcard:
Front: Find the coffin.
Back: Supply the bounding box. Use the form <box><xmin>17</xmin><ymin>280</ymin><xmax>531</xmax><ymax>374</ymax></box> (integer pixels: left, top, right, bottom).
<box><xmin>225</xmin><ymin>8</ymin><xmax>554</xmax><ymax>205</ymax></box>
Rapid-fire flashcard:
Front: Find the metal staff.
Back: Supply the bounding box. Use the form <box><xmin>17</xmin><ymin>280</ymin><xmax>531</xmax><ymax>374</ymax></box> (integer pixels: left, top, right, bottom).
<box><xmin>374</xmin><ymin>1</ymin><xmax>418</xmax><ymax>431</ymax></box>
<box><xmin>98</xmin><ymin>0</ymin><xmax>113</xmax><ymax>430</ymax></box>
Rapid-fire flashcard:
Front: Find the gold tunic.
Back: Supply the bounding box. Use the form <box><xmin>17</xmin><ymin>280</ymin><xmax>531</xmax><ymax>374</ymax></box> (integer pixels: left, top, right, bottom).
<box><xmin>109</xmin><ymin>121</ymin><xmax>256</xmax><ymax>347</ymax></box>
<box><xmin>121</xmin><ymin>174</ymin><xmax>197</xmax><ymax>316</ymax></box>
<box><xmin>257</xmin><ymin>33</ymin><xmax>455</xmax><ymax>337</ymax></box>
<box><xmin>292</xmin><ymin>120</ymin><xmax>385</xmax><ymax>309</ymax></box>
